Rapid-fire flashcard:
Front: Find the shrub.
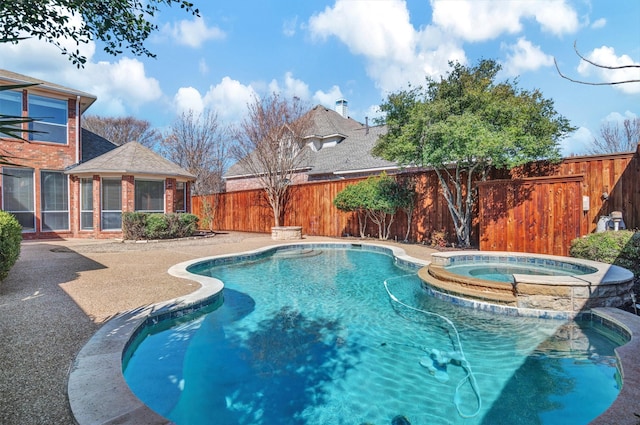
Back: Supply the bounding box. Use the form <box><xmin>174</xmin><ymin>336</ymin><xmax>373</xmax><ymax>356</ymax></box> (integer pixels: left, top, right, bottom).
<box><xmin>145</xmin><ymin>213</ymin><xmax>169</xmax><ymax>239</ymax></box>
<box><xmin>569</xmin><ymin>230</ymin><xmax>640</xmax><ymax>277</ymax></box>
<box><xmin>122</xmin><ymin>212</ymin><xmax>147</xmax><ymax>240</ymax></box>
<box><xmin>0</xmin><ymin>211</ymin><xmax>22</xmax><ymax>281</ymax></box>
<box><xmin>122</xmin><ymin>212</ymin><xmax>199</xmax><ymax>240</ymax></box>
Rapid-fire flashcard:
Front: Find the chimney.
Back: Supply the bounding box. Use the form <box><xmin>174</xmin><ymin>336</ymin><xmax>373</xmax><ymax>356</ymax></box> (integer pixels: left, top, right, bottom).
<box><xmin>365</xmin><ymin>116</ymin><xmax>369</xmax><ymax>135</ymax></box>
<box><xmin>335</xmin><ymin>99</ymin><xmax>348</xmax><ymax>118</ymax></box>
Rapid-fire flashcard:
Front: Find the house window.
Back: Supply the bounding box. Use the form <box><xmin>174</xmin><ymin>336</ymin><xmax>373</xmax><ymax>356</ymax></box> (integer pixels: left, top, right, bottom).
<box><xmin>101</xmin><ymin>178</ymin><xmax>122</xmax><ymax>230</ymax></box>
<box><xmin>41</xmin><ymin>171</ymin><xmax>69</xmax><ymax>231</ymax></box>
<box><xmin>135</xmin><ymin>180</ymin><xmax>164</xmax><ymax>212</ymax></box>
<box><xmin>80</xmin><ymin>178</ymin><xmax>93</xmax><ymax>230</ymax></box>
<box><xmin>1</xmin><ymin>167</ymin><xmax>35</xmax><ymax>231</ymax></box>
<box><xmin>175</xmin><ymin>181</ymin><xmax>186</xmax><ymax>212</ymax></box>
<box><xmin>0</xmin><ymin>90</ymin><xmax>22</xmax><ymax>137</ymax></box>
<box><xmin>28</xmin><ymin>94</ymin><xmax>68</xmax><ymax>144</ymax></box>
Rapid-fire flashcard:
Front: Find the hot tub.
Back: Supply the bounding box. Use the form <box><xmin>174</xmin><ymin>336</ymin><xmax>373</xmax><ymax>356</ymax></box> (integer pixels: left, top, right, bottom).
<box><xmin>420</xmin><ymin>251</ymin><xmax>634</xmax><ymax>317</ymax></box>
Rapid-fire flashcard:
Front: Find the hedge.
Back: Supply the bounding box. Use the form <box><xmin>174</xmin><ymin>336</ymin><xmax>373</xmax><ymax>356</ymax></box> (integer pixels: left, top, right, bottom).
<box><xmin>122</xmin><ymin>212</ymin><xmax>199</xmax><ymax>240</ymax></box>
<box><xmin>0</xmin><ymin>211</ymin><xmax>22</xmax><ymax>281</ymax></box>
<box><xmin>569</xmin><ymin>230</ymin><xmax>640</xmax><ymax>278</ymax></box>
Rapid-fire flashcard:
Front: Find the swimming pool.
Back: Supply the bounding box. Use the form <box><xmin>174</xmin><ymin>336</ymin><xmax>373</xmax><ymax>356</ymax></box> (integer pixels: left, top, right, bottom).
<box><xmin>123</xmin><ymin>245</ymin><xmax>622</xmax><ymax>425</ymax></box>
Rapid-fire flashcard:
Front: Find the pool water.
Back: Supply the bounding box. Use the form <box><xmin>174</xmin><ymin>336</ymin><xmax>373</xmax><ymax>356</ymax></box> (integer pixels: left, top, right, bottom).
<box><xmin>447</xmin><ymin>263</ymin><xmax>588</xmax><ymax>283</ymax></box>
<box><xmin>123</xmin><ymin>248</ymin><xmax>622</xmax><ymax>425</ymax></box>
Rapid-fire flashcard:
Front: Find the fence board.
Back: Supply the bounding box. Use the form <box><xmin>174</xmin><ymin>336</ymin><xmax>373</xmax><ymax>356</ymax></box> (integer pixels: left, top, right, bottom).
<box><xmin>193</xmin><ymin>147</ymin><xmax>639</xmax><ymax>256</ymax></box>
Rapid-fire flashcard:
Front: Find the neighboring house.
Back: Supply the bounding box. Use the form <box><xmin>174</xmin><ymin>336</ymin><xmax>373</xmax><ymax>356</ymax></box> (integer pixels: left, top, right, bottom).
<box><xmin>0</xmin><ymin>69</ymin><xmax>195</xmax><ymax>239</ymax></box>
<box><xmin>224</xmin><ymin>100</ymin><xmax>399</xmax><ymax>191</ymax></box>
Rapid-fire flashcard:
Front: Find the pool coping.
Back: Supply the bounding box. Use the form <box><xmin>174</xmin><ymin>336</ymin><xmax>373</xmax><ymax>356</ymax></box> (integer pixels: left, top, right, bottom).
<box><xmin>67</xmin><ymin>243</ymin><xmax>640</xmax><ymax>425</ymax></box>
<box><xmin>430</xmin><ymin>251</ymin><xmax>634</xmax><ymax>287</ymax></box>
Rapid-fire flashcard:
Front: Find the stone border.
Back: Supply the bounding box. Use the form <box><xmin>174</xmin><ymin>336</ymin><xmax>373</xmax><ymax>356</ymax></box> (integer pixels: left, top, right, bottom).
<box><xmin>271</xmin><ymin>226</ymin><xmax>303</xmax><ymax>240</ymax></box>
<box><xmin>424</xmin><ymin>251</ymin><xmax>634</xmax><ymax>314</ymax></box>
<box><xmin>67</xmin><ymin>244</ymin><xmax>639</xmax><ymax>425</ymax></box>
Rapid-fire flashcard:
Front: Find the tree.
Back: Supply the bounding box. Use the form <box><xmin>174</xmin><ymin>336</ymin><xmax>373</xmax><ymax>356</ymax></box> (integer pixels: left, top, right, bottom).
<box><xmin>333</xmin><ymin>173</ymin><xmax>413</xmax><ymax>240</ymax></box>
<box><xmin>588</xmin><ymin>117</ymin><xmax>640</xmax><ymax>154</ymax></box>
<box><xmin>333</xmin><ymin>182</ymin><xmax>370</xmax><ymax>238</ymax></box>
<box><xmin>82</xmin><ymin>115</ymin><xmax>162</xmax><ymax>148</ymax></box>
<box><xmin>0</xmin><ymin>1</ymin><xmax>199</xmax><ymax>67</ymax></box>
<box><xmin>161</xmin><ymin>109</ymin><xmax>230</xmax><ymax>195</ymax></box>
<box><xmin>231</xmin><ymin>94</ymin><xmax>312</xmax><ymax>227</ymax></box>
<box><xmin>394</xmin><ymin>174</ymin><xmax>418</xmax><ymax>242</ymax></box>
<box><xmin>373</xmin><ymin>59</ymin><xmax>575</xmax><ymax>247</ymax></box>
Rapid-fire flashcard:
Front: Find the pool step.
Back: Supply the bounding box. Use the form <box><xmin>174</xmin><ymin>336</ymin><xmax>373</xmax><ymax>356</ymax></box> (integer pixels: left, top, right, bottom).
<box><xmin>419</xmin><ymin>265</ymin><xmax>518</xmax><ymax>306</ymax></box>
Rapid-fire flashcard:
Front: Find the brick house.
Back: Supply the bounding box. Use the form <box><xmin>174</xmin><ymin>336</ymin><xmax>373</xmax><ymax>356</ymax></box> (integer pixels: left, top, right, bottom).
<box><xmin>0</xmin><ymin>69</ymin><xmax>195</xmax><ymax>239</ymax></box>
<box><xmin>224</xmin><ymin>100</ymin><xmax>399</xmax><ymax>191</ymax></box>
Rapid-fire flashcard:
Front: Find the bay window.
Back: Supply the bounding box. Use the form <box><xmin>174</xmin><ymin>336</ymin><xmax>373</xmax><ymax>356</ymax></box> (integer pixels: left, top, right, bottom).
<box><xmin>80</xmin><ymin>178</ymin><xmax>94</xmax><ymax>230</ymax></box>
<box><xmin>101</xmin><ymin>179</ymin><xmax>122</xmax><ymax>230</ymax></box>
<box><xmin>135</xmin><ymin>180</ymin><xmax>164</xmax><ymax>212</ymax></box>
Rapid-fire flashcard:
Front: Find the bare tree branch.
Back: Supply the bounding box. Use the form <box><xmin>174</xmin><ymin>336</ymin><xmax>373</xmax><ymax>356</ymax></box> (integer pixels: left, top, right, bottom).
<box><xmin>230</xmin><ymin>93</ymin><xmax>312</xmax><ymax>226</ymax></box>
<box><xmin>82</xmin><ymin>115</ymin><xmax>162</xmax><ymax>148</ymax></box>
<box><xmin>554</xmin><ymin>41</ymin><xmax>640</xmax><ymax>86</ymax></box>
<box><xmin>161</xmin><ymin>109</ymin><xmax>230</xmax><ymax>195</ymax></box>
<box><xmin>588</xmin><ymin>117</ymin><xmax>640</xmax><ymax>154</ymax></box>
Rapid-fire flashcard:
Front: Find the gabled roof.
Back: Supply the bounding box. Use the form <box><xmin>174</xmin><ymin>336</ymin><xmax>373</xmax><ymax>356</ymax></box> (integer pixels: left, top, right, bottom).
<box><xmin>65</xmin><ymin>141</ymin><xmax>196</xmax><ymax>180</ymax></box>
<box><xmin>305</xmin><ymin>105</ymin><xmax>364</xmax><ymax>139</ymax></box>
<box><xmin>81</xmin><ymin>129</ymin><xmax>118</xmax><ymax>163</ymax></box>
<box><xmin>225</xmin><ymin>104</ymin><xmax>397</xmax><ymax>179</ymax></box>
<box><xmin>307</xmin><ymin>124</ymin><xmax>396</xmax><ymax>176</ymax></box>
<box><xmin>0</xmin><ymin>69</ymin><xmax>97</xmax><ymax>113</ymax></box>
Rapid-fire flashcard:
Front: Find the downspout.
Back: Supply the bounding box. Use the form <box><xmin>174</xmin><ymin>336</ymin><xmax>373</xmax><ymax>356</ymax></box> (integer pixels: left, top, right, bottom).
<box><xmin>75</xmin><ymin>96</ymin><xmax>81</xmax><ymax>237</ymax></box>
<box><xmin>76</xmin><ymin>96</ymin><xmax>80</xmax><ymax>163</ymax></box>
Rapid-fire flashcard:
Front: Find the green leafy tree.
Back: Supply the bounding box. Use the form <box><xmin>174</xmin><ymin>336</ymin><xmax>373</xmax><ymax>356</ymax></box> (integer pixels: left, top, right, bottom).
<box><xmin>334</xmin><ymin>173</ymin><xmax>412</xmax><ymax>240</ymax></box>
<box><xmin>333</xmin><ymin>182</ymin><xmax>370</xmax><ymax>238</ymax></box>
<box><xmin>0</xmin><ymin>0</ymin><xmax>199</xmax><ymax>67</ymax></box>
<box><xmin>363</xmin><ymin>173</ymin><xmax>399</xmax><ymax>240</ymax></box>
<box><xmin>373</xmin><ymin>59</ymin><xmax>575</xmax><ymax>247</ymax></box>
<box><xmin>394</xmin><ymin>175</ymin><xmax>418</xmax><ymax>242</ymax></box>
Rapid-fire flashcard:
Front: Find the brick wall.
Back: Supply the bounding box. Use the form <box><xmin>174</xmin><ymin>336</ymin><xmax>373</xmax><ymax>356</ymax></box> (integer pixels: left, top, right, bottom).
<box><xmin>1</xmin><ymin>96</ymin><xmax>80</xmax><ymax>239</ymax></box>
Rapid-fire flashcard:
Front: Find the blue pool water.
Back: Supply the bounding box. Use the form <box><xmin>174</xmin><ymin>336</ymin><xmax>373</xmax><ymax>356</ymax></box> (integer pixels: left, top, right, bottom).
<box><xmin>123</xmin><ymin>247</ymin><xmax>622</xmax><ymax>425</ymax></box>
<box><xmin>444</xmin><ymin>256</ymin><xmax>597</xmax><ymax>283</ymax></box>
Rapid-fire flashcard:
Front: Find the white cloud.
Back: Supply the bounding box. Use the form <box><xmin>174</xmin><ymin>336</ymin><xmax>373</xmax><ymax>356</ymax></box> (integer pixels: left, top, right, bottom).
<box><xmin>502</xmin><ymin>37</ymin><xmax>554</xmax><ymax>76</ymax></box>
<box><xmin>0</xmin><ymin>19</ymin><xmax>163</xmax><ymax>118</ymax></box>
<box><xmin>312</xmin><ymin>85</ymin><xmax>344</xmax><ymax>107</ymax></box>
<box><xmin>603</xmin><ymin>110</ymin><xmax>638</xmax><ymax>123</ymax></box>
<box><xmin>431</xmin><ymin>0</ymin><xmax>579</xmax><ymax>41</ymax></box>
<box><xmin>591</xmin><ymin>18</ymin><xmax>606</xmax><ymax>29</ymax></box>
<box><xmin>308</xmin><ymin>0</ymin><xmax>466</xmax><ymax>95</ymax></box>
<box><xmin>163</xmin><ymin>17</ymin><xmax>225</xmax><ymax>48</ymax></box>
<box><xmin>268</xmin><ymin>72</ymin><xmax>311</xmax><ymax>100</ymax></box>
<box><xmin>309</xmin><ymin>0</ymin><xmax>416</xmax><ymax>62</ymax></box>
<box><xmin>172</xmin><ymin>77</ymin><xmax>256</xmax><ymax>123</ymax></box>
<box><xmin>202</xmin><ymin>77</ymin><xmax>257</xmax><ymax>123</ymax></box>
<box><xmin>174</xmin><ymin>87</ymin><xmax>205</xmax><ymax>116</ymax></box>
<box><xmin>577</xmin><ymin>46</ymin><xmax>640</xmax><ymax>94</ymax></box>
<box><xmin>560</xmin><ymin>126</ymin><xmax>593</xmax><ymax>156</ymax></box>
<box><xmin>198</xmin><ymin>58</ymin><xmax>209</xmax><ymax>75</ymax></box>
<box><xmin>282</xmin><ymin>16</ymin><xmax>298</xmax><ymax>37</ymax></box>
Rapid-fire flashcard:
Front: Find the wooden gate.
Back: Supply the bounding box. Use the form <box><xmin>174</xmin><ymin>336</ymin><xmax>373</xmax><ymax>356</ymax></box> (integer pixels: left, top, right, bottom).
<box><xmin>478</xmin><ymin>175</ymin><xmax>584</xmax><ymax>256</ymax></box>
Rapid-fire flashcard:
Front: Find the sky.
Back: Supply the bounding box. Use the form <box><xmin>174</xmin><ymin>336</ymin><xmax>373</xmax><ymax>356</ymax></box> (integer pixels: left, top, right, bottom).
<box><xmin>1</xmin><ymin>0</ymin><xmax>638</xmax><ymax>156</ymax></box>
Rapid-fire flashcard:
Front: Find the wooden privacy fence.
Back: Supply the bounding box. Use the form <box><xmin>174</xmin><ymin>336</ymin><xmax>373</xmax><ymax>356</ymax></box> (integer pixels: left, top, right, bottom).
<box><xmin>192</xmin><ymin>172</ymin><xmax>459</xmax><ymax>243</ymax></box>
<box><xmin>193</xmin><ymin>145</ymin><xmax>640</xmax><ymax>257</ymax></box>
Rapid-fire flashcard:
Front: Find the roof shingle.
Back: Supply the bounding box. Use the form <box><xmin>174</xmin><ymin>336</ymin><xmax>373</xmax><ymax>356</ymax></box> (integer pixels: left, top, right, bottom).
<box><xmin>66</xmin><ymin>141</ymin><xmax>195</xmax><ymax>179</ymax></box>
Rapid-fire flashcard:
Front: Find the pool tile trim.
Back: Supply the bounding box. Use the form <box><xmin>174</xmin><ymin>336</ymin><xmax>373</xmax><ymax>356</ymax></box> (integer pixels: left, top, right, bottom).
<box><xmin>68</xmin><ymin>243</ymin><xmax>639</xmax><ymax>425</ymax></box>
